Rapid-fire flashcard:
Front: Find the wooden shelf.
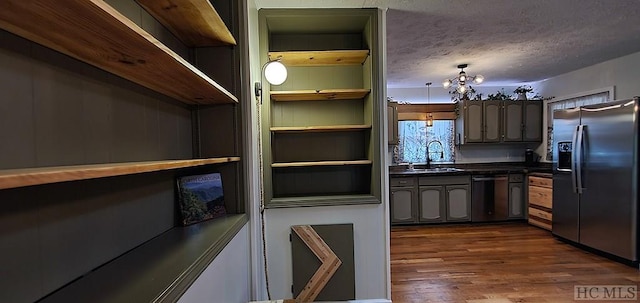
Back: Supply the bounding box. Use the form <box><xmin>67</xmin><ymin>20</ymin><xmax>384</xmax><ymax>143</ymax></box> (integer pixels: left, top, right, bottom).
<box><xmin>270</xmin><ymin>89</ymin><xmax>370</xmax><ymax>101</ymax></box>
<box><xmin>272</xmin><ymin>160</ymin><xmax>372</xmax><ymax>168</ymax></box>
<box><xmin>41</xmin><ymin>214</ymin><xmax>248</xmax><ymax>303</ymax></box>
<box><xmin>268</xmin><ymin>50</ymin><xmax>369</xmax><ymax>66</ymax></box>
<box><xmin>0</xmin><ymin>0</ymin><xmax>237</xmax><ymax>105</ymax></box>
<box><xmin>0</xmin><ymin>157</ymin><xmax>240</xmax><ymax>190</ymax></box>
<box><xmin>269</xmin><ymin>195</ymin><xmax>380</xmax><ymax>208</ymax></box>
<box><xmin>136</xmin><ymin>0</ymin><xmax>236</xmax><ymax>47</ymax></box>
<box><xmin>271</xmin><ymin>125</ymin><xmax>371</xmax><ymax>133</ymax></box>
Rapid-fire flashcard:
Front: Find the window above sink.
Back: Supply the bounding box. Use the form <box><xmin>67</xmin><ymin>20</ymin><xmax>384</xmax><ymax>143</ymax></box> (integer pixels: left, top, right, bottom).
<box><xmin>395</xmin><ymin>120</ymin><xmax>455</xmax><ymax>163</ymax></box>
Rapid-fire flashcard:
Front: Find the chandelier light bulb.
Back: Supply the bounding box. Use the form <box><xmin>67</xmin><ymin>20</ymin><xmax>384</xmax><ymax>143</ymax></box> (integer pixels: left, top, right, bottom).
<box><xmin>442</xmin><ymin>79</ymin><xmax>452</xmax><ymax>88</ymax></box>
<box><xmin>457</xmin><ymin>85</ymin><xmax>467</xmax><ymax>94</ymax></box>
<box><xmin>473</xmin><ymin>74</ymin><xmax>484</xmax><ymax>84</ymax></box>
<box><xmin>264</xmin><ymin>61</ymin><xmax>288</xmax><ymax>85</ymax></box>
<box><xmin>458</xmin><ymin>71</ymin><xmax>467</xmax><ymax>82</ymax></box>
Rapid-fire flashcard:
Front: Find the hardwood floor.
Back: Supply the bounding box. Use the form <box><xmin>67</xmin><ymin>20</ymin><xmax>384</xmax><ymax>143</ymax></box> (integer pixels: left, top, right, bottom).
<box><xmin>391</xmin><ymin>222</ymin><xmax>640</xmax><ymax>303</ymax></box>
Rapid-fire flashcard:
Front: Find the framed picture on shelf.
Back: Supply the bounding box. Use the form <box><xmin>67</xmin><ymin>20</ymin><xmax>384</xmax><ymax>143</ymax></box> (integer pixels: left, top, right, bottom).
<box><xmin>176</xmin><ymin>172</ymin><xmax>227</xmax><ymax>226</ymax></box>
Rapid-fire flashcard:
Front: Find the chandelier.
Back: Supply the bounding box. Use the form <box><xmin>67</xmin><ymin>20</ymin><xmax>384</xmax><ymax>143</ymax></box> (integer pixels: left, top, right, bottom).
<box><xmin>442</xmin><ymin>64</ymin><xmax>484</xmax><ymax>94</ymax></box>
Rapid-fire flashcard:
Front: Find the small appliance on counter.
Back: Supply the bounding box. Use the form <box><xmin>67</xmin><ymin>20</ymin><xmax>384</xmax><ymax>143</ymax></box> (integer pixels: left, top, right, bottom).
<box><xmin>524</xmin><ymin>149</ymin><xmax>540</xmax><ymax>167</ymax></box>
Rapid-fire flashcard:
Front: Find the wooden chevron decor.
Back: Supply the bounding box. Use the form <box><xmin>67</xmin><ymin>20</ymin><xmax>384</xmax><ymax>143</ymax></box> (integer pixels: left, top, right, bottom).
<box><xmin>291</xmin><ymin>225</ymin><xmax>343</xmax><ymax>302</ymax></box>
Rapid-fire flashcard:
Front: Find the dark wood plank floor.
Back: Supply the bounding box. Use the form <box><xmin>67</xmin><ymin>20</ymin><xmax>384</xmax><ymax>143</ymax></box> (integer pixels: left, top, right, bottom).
<box><xmin>391</xmin><ymin>222</ymin><xmax>640</xmax><ymax>303</ymax></box>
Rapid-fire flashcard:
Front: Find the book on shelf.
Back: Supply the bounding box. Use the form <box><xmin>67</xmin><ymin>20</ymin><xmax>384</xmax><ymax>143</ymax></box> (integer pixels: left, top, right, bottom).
<box><xmin>176</xmin><ymin>172</ymin><xmax>226</xmax><ymax>226</ymax></box>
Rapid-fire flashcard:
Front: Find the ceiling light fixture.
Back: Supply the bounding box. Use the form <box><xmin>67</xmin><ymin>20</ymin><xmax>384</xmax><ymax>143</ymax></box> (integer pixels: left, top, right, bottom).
<box><xmin>425</xmin><ymin>82</ymin><xmax>433</xmax><ymax>127</ymax></box>
<box><xmin>442</xmin><ymin>64</ymin><xmax>484</xmax><ymax>94</ymax></box>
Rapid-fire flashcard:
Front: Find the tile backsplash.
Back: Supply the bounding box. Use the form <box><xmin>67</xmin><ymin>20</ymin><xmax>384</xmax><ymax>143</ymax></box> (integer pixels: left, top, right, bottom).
<box><xmin>388</xmin><ymin>143</ymin><xmax>542</xmax><ymax>164</ymax></box>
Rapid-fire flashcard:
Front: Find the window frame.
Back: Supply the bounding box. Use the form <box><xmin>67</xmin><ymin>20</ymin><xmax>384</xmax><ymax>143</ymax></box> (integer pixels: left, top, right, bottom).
<box><xmin>545</xmin><ymin>86</ymin><xmax>614</xmax><ymax>160</ymax></box>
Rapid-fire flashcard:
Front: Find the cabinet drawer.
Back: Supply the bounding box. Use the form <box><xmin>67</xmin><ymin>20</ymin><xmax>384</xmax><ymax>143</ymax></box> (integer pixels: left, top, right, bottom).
<box><xmin>528</xmin><ymin>216</ymin><xmax>552</xmax><ymax>231</ymax></box>
<box><xmin>419</xmin><ymin>175</ymin><xmax>470</xmax><ymax>186</ymax></box>
<box><xmin>509</xmin><ymin>174</ymin><xmax>524</xmax><ymax>182</ymax></box>
<box><xmin>528</xmin><ymin>207</ymin><xmax>552</xmax><ymax>221</ymax></box>
<box><xmin>528</xmin><ymin>185</ymin><xmax>552</xmax><ymax>209</ymax></box>
<box><xmin>529</xmin><ymin>176</ymin><xmax>552</xmax><ymax>188</ymax></box>
<box><xmin>391</xmin><ymin>177</ymin><xmax>415</xmax><ymax>187</ymax></box>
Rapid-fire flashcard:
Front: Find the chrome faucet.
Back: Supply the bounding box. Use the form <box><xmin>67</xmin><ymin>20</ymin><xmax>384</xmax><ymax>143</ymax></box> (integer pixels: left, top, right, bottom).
<box><xmin>426</xmin><ymin>139</ymin><xmax>444</xmax><ymax>168</ymax></box>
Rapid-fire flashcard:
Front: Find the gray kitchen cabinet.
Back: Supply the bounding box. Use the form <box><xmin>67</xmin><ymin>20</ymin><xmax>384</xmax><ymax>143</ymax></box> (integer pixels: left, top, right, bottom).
<box><xmin>390</xmin><ymin>187</ymin><xmax>417</xmax><ymax>224</ymax></box>
<box><xmin>419</xmin><ymin>175</ymin><xmax>471</xmax><ymax>223</ymax></box>
<box><xmin>458</xmin><ymin>100</ymin><xmax>501</xmax><ymax>144</ymax></box>
<box><xmin>523</xmin><ymin>101</ymin><xmax>542</xmax><ymax>142</ymax></box>
<box><xmin>388</xmin><ymin>101</ymin><xmax>399</xmax><ymax>145</ymax></box>
<box><xmin>457</xmin><ymin>100</ymin><xmax>542</xmax><ymax>144</ymax></box>
<box><xmin>463</xmin><ymin>101</ymin><xmax>484</xmax><ymax>143</ymax></box>
<box><xmin>503</xmin><ymin>102</ymin><xmax>523</xmax><ymax>142</ymax></box>
<box><xmin>503</xmin><ymin>101</ymin><xmax>542</xmax><ymax>142</ymax></box>
<box><xmin>418</xmin><ymin>186</ymin><xmax>445</xmax><ymax>223</ymax></box>
<box><xmin>483</xmin><ymin>100</ymin><xmax>502</xmax><ymax>142</ymax></box>
<box><xmin>390</xmin><ymin>177</ymin><xmax>418</xmax><ymax>224</ymax></box>
<box><xmin>445</xmin><ymin>184</ymin><xmax>471</xmax><ymax>221</ymax></box>
<box><xmin>508</xmin><ymin>174</ymin><xmax>525</xmax><ymax>219</ymax></box>
<box><xmin>391</xmin><ymin>175</ymin><xmax>470</xmax><ymax>225</ymax></box>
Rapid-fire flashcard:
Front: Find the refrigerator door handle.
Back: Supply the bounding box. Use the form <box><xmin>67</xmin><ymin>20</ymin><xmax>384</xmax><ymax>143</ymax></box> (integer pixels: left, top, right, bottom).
<box><xmin>571</xmin><ymin>125</ymin><xmax>579</xmax><ymax>193</ymax></box>
<box><xmin>576</xmin><ymin>124</ymin><xmax>585</xmax><ymax>194</ymax></box>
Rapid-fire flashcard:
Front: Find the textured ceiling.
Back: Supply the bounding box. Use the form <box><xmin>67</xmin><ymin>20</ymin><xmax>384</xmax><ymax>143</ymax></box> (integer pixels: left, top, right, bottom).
<box><xmin>255</xmin><ymin>0</ymin><xmax>640</xmax><ymax>88</ymax></box>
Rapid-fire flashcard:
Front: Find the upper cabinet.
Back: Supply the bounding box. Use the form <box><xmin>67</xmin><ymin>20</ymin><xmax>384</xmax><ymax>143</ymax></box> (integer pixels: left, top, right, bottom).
<box><xmin>456</xmin><ymin>100</ymin><xmax>543</xmax><ymax>144</ymax></box>
<box><xmin>0</xmin><ymin>0</ymin><xmax>237</xmax><ymax>105</ymax></box>
<box><xmin>260</xmin><ymin>9</ymin><xmax>383</xmax><ymax>208</ymax></box>
<box><xmin>388</xmin><ymin>101</ymin><xmax>399</xmax><ymax>145</ymax></box>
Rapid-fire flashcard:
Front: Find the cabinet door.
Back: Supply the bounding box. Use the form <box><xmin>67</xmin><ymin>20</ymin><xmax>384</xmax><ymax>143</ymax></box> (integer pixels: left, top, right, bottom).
<box><xmin>508</xmin><ymin>182</ymin><xmax>524</xmax><ymax>218</ymax></box>
<box><xmin>387</xmin><ymin>102</ymin><xmax>398</xmax><ymax>145</ymax></box>
<box><xmin>523</xmin><ymin>101</ymin><xmax>542</xmax><ymax>142</ymax></box>
<box><xmin>418</xmin><ymin>186</ymin><xmax>445</xmax><ymax>223</ymax></box>
<box><xmin>390</xmin><ymin>187</ymin><xmax>417</xmax><ymax>224</ymax></box>
<box><xmin>483</xmin><ymin>100</ymin><xmax>502</xmax><ymax>142</ymax></box>
<box><xmin>464</xmin><ymin>102</ymin><xmax>483</xmax><ymax>143</ymax></box>
<box><xmin>446</xmin><ymin>184</ymin><xmax>471</xmax><ymax>221</ymax></box>
<box><xmin>503</xmin><ymin>102</ymin><xmax>523</xmax><ymax>142</ymax></box>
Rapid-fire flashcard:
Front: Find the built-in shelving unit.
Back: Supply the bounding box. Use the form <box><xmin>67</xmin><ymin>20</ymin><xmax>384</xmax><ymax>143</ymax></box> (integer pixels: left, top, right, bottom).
<box><xmin>0</xmin><ymin>0</ymin><xmax>237</xmax><ymax>105</ymax></box>
<box><xmin>270</xmin><ymin>125</ymin><xmax>371</xmax><ymax>132</ymax></box>
<box><xmin>272</xmin><ymin>160</ymin><xmax>372</xmax><ymax>168</ymax></box>
<box><xmin>0</xmin><ymin>0</ymin><xmax>248</xmax><ymax>302</ymax></box>
<box><xmin>261</xmin><ymin>10</ymin><xmax>381</xmax><ymax>208</ymax></box>
<box><xmin>270</xmin><ymin>89</ymin><xmax>370</xmax><ymax>101</ymax></box>
<box><xmin>39</xmin><ymin>214</ymin><xmax>247</xmax><ymax>303</ymax></box>
<box><xmin>0</xmin><ymin>157</ymin><xmax>240</xmax><ymax>190</ymax></box>
<box><xmin>135</xmin><ymin>0</ymin><xmax>237</xmax><ymax>47</ymax></box>
<box><xmin>268</xmin><ymin>50</ymin><xmax>369</xmax><ymax>66</ymax></box>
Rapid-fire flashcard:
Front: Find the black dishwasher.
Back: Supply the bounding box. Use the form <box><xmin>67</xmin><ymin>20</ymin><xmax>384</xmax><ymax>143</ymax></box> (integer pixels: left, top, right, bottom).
<box><xmin>471</xmin><ymin>174</ymin><xmax>509</xmax><ymax>222</ymax></box>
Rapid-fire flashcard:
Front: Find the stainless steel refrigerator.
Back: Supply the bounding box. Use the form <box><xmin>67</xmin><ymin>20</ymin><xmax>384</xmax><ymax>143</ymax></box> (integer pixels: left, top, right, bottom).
<box><xmin>552</xmin><ymin>97</ymin><xmax>638</xmax><ymax>262</ymax></box>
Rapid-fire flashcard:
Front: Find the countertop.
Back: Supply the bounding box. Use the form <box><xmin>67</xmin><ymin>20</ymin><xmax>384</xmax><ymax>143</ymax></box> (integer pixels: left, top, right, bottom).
<box><xmin>389</xmin><ymin>162</ymin><xmax>552</xmax><ymax>177</ymax></box>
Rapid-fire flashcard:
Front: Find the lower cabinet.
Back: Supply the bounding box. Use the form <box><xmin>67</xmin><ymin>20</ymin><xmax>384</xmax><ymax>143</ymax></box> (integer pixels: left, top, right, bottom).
<box><xmin>445</xmin><ymin>184</ymin><xmax>471</xmax><ymax>221</ymax></box>
<box><xmin>418</xmin><ymin>186</ymin><xmax>445</xmax><ymax>223</ymax></box>
<box><xmin>508</xmin><ymin>174</ymin><xmax>525</xmax><ymax>219</ymax></box>
<box><xmin>390</xmin><ymin>177</ymin><xmax>418</xmax><ymax>224</ymax></box>
<box><xmin>417</xmin><ymin>184</ymin><xmax>470</xmax><ymax>223</ymax></box>
<box><xmin>391</xmin><ymin>174</ymin><xmax>526</xmax><ymax>225</ymax></box>
<box><xmin>390</xmin><ymin>186</ymin><xmax>418</xmax><ymax>224</ymax></box>
<box><xmin>391</xmin><ymin>175</ymin><xmax>471</xmax><ymax>224</ymax></box>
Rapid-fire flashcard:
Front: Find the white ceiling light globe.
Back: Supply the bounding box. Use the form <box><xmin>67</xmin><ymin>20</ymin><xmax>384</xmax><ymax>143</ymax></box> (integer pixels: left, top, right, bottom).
<box><xmin>473</xmin><ymin>74</ymin><xmax>484</xmax><ymax>84</ymax></box>
<box><xmin>264</xmin><ymin>61</ymin><xmax>287</xmax><ymax>85</ymax></box>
